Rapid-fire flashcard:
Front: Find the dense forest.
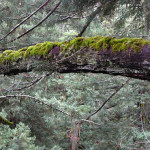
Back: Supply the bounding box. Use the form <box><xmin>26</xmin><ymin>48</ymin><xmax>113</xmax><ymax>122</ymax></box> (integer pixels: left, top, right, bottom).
<box><xmin>0</xmin><ymin>0</ymin><xmax>150</xmax><ymax>150</ymax></box>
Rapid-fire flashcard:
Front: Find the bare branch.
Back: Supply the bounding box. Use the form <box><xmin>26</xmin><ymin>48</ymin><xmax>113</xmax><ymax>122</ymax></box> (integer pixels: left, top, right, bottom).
<box><xmin>0</xmin><ymin>0</ymin><xmax>52</xmax><ymax>41</ymax></box>
<box><xmin>0</xmin><ymin>94</ymin><xmax>70</xmax><ymax>116</ymax></box>
<box><xmin>76</xmin><ymin>1</ymin><xmax>116</xmax><ymax>37</ymax></box>
<box><xmin>59</xmin><ymin>13</ymin><xmax>77</xmax><ymax>22</ymax></box>
<box><xmin>80</xmin><ymin>119</ymin><xmax>102</xmax><ymax>126</ymax></box>
<box><xmin>6</xmin><ymin>1</ymin><xmax>61</xmax><ymax>44</ymax></box>
<box><xmin>86</xmin><ymin>79</ymin><xmax>130</xmax><ymax>120</ymax></box>
<box><xmin>12</xmin><ymin>73</ymin><xmax>51</xmax><ymax>91</ymax></box>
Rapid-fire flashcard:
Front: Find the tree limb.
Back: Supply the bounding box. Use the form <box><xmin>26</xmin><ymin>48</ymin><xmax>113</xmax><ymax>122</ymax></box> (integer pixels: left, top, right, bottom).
<box><xmin>0</xmin><ymin>94</ymin><xmax>70</xmax><ymax>116</ymax></box>
<box><xmin>0</xmin><ymin>36</ymin><xmax>150</xmax><ymax>81</ymax></box>
<box><xmin>5</xmin><ymin>1</ymin><xmax>61</xmax><ymax>43</ymax></box>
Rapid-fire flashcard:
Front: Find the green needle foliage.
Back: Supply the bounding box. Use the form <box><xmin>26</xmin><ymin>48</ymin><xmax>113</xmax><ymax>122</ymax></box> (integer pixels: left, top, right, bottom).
<box><xmin>0</xmin><ymin>73</ymin><xmax>150</xmax><ymax>149</ymax></box>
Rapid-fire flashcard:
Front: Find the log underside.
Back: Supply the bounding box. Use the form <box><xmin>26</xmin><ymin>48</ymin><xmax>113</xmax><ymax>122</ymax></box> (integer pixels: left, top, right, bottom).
<box><xmin>0</xmin><ymin>36</ymin><xmax>150</xmax><ymax>81</ymax></box>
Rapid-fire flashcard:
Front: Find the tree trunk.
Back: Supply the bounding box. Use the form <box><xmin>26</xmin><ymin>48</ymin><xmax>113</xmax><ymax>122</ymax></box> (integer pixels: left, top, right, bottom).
<box><xmin>0</xmin><ymin>36</ymin><xmax>150</xmax><ymax>81</ymax></box>
<box><xmin>70</xmin><ymin>122</ymin><xmax>80</xmax><ymax>150</ymax></box>
<box><xmin>144</xmin><ymin>0</ymin><xmax>150</xmax><ymax>36</ymax></box>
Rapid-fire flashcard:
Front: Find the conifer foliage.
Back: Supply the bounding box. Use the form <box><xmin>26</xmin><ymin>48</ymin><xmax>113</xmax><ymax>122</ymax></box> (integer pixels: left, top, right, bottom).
<box><xmin>0</xmin><ymin>0</ymin><xmax>150</xmax><ymax>149</ymax></box>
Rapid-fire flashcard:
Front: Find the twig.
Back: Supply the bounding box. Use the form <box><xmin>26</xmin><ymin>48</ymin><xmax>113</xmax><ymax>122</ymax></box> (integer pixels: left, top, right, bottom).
<box><xmin>86</xmin><ymin>79</ymin><xmax>130</xmax><ymax>120</ymax></box>
<box><xmin>0</xmin><ymin>94</ymin><xmax>70</xmax><ymax>116</ymax></box>
<box><xmin>80</xmin><ymin>119</ymin><xmax>102</xmax><ymax>126</ymax></box>
<box><xmin>59</xmin><ymin>13</ymin><xmax>78</xmax><ymax>21</ymax></box>
<box><xmin>12</xmin><ymin>73</ymin><xmax>50</xmax><ymax>91</ymax></box>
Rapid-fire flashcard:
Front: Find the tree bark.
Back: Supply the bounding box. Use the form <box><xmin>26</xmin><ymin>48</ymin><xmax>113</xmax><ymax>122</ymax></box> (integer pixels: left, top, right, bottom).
<box><xmin>70</xmin><ymin>122</ymin><xmax>80</xmax><ymax>150</ymax></box>
<box><xmin>0</xmin><ymin>36</ymin><xmax>150</xmax><ymax>81</ymax></box>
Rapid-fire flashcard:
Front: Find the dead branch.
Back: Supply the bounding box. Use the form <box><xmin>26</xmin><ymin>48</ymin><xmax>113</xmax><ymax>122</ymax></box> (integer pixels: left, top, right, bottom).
<box><xmin>0</xmin><ymin>0</ymin><xmax>52</xmax><ymax>41</ymax></box>
<box><xmin>6</xmin><ymin>1</ymin><xmax>61</xmax><ymax>43</ymax></box>
<box><xmin>0</xmin><ymin>94</ymin><xmax>70</xmax><ymax>116</ymax></box>
<box><xmin>86</xmin><ymin>79</ymin><xmax>130</xmax><ymax>120</ymax></box>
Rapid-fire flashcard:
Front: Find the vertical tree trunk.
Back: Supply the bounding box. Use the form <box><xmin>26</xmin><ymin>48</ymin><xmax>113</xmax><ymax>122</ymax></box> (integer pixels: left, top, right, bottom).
<box><xmin>144</xmin><ymin>0</ymin><xmax>150</xmax><ymax>36</ymax></box>
<box><xmin>70</xmin><ymin>122</ymin><xmax>80</xmax><ymax>150</ymax></box>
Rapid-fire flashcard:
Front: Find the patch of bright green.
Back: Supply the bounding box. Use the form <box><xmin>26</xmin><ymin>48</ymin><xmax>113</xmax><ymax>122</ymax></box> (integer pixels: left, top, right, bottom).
<box><xmin>0</xmin><ymin>115</ymin><xmax>13</xmax><ymax>125</ymax></box>
<box><xmin>2</xmin><ymin>50</ymin><xmax>14</xmax><ymax>56</ymax></box>
<box><xmin>0</xmin><ymin>36</ymin><xmax>150</xmax><ymax>64</ymax></box>
<box><xmin>60</xmin><ymin>37</ymin><xmax>84</xmax><ymax>52</ymax></box>
<box><xmin>18</xmin><ymin>47</ymin><xmax>27</xmax><ymax>52</ymax></box>
<box><xmin>110</xmin><ymin>37</ymin><xmax>150</xmax><ymax>52</ymax></box>
<box><xmin>24</xmin><ymin>42</ymin><xmax>56</xmax><ymax>57</ymax></box>
<box><xmin>24</xmin><ymin>46</ymin><xmax>34</xmax><ymax>58</ymax></box>
<box><xmin>42</xmin><ymin>42</ymin><xmax>55</xmax><ymax>56</ymax></box>
<box><xmin>0</xmin><ymin>54</ymin><xmax>4</xmax><ymax>63</ymax></box>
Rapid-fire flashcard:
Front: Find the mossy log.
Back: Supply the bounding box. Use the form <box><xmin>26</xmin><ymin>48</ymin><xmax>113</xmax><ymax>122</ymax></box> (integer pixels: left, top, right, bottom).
<box><xmin>0</xmin><ymin>36</ymin><xmax>150</xmax><ymax>80</ymax></box>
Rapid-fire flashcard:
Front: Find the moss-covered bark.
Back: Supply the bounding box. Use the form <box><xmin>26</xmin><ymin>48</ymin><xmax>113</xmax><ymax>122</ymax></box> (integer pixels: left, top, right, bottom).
<box><xmin>0</xmin><ymin>36</ymin><xmax>150</xmax><ymax>80</ymax></box>
<box><xmin>0</xmin><ymin>115</ymin><xmax>13</xmax><ymax>125</ymax></box>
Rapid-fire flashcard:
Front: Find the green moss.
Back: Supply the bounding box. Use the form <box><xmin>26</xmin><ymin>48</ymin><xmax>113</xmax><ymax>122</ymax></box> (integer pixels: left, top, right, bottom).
<box><xmin>94</xmin><ymin>36</ymin><xmax>112</xmax><ymax>51</ymax></box>
<box><xmin>2</xmin><ymin>50</ymin><xmax>14</xmax><ymax>56</ymax></box>
<box><xmin>58</xmin><ymin>36</ymin><xmax>113</xmax><ymax>52</ymax></box>
<box><xmin>61</xmin><ymin>37</ymin><xmax>85</xmax><ymax>52</ymax></box>
<box><xmin>95</xmin><ymin>39</ymin><xmax>103</xmax><ymax>50</ymax></box>
<box><xmin>24</xmin><ymin>42</ymin><xmax>55</xmax><ymax>57</ymax></box>
<box><xmin>18</xmin><ymin>47</ymin><xmax>27</xmax><ymax>52</ymax></box>
<box><xmin>112</xmin><ymin>43</ymin><xmax>122</xmax><ymax>51</ymax></box>
<box><xmin>42</xmin><ymin>42</ymin><xmax>54</xmax><ymax>56</ymax></box>
<box><xmin>110</xmin><ymin>37</ymin><xmax>150</xmax><ymax>53</ymax></box>
<box><xmin>70</xmin><ymin>37</ymin><xmax>84</xmax><ymax>49</ymax></box>
<box><xmin>131</xmin><ymin>45</ymin><xmax>141</xmax><ymax>53</ymax></box>
<box><xmin>0</xmin><ymin>54</ymin><xmax>4</xmax><ymax>63</ymax></box>
<box><xmin>24</xmin><ymin>46</ymin><xmax>34</xmax><ymax>58</ymax></box>
<box><xmin>0</xmin><ymin>36</ymin><xmax>150</xmax><ymax>64</ymax></box>
<box><xmin>30</xmin><ymin>46</ymin><xmax>41</xmax><ymax>56</ymax></box>
<box><xmin>0</xmin><ymin>115</ymin><xmax>13</xmax><ymax>125</ymax></box>
<box><xmin>4</xmin><ymin>51</ymin><xmax>24</xmax><ymax>62</ymax></box>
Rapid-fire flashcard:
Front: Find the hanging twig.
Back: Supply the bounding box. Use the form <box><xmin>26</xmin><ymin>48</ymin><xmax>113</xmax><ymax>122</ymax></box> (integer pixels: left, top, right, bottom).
<box><xmin>12</xmin><ymin>72</ymin><xmax>51</xmax><ymax>91</ymax></box>
<box><xmin>0</xmin><ymin>0</ymin><xmax>52</xmax><ymax>41</ymax></box>
<box><xmin>0</xmin><ymin>94</ymin><xmax>70</xmax><ymax>116</ymax></box>
<box><xmin>86</xmin><ymin>79</ymin><xmax>130</xmax><ymax>120</ymax></box>
<box><xmin>5</xmin><ymin>1</ymin><xmax>61</xmax><ymax>44</ymax></box>
<box><xmin>80</xmin><ymin>119</ymin><xmax>102</xmax><ymax>126</ymax></box>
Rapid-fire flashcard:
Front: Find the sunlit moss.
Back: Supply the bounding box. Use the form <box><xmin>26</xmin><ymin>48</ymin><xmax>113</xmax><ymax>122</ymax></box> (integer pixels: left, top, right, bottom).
<box><xmin>2</xmin><ymin>50</ymin><xmax>14</xmax><ymax>56</ymax></box>
<box><xmin>42</xmin><ymin>42</ymin><xmax>54</xmax><ymax>56</ymax></box>
<box><xmin>60</xmin><ymin>37</ymin><xmax>85</xmax><ymax>52</ymax></box>
<box><xmin>0</xmin><ymin>115</ymin><xmax>13</xmax><ymax>125</ymax></box>
<box><xmin>24</xmin><ymin>46</ymin><xmax>34</xmax><ymax>58</ymax></box>
<box><xmin>0</xmin><ymin>36</ymin><xmax>150</xmax><ymax>64</ymax></box>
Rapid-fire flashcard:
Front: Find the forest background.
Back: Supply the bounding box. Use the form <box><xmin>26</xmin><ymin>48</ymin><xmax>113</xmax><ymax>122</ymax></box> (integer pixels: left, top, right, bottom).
<box><xmin>0</xmin><ymin>0</ymin><xmax>150</xmax><ymax>149</ymax></box>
